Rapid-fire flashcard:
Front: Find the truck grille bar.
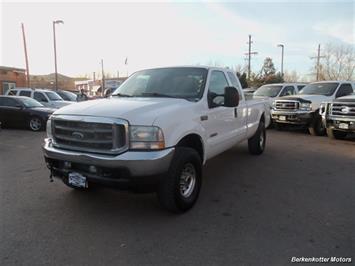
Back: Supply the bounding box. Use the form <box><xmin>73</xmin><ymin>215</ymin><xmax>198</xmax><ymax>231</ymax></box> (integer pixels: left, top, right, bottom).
<box><xmin>330</xmin><ymin>103</ymin><xmax>355</xmax><ymax>117</ymax></box>
<box><xmin>52</xmin><ymin>115</ymin><xmax>129</xmax><ymax>155</ymax></box>
<box><xmin>274</xmin><ymin>101</ymin><xmax>299</xmax><ymax>110</ymax></box>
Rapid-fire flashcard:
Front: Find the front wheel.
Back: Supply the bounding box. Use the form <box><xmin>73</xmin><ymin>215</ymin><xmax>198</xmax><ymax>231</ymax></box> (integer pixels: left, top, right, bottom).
<box><xmin>248</xmin><ymin>121</ymin><xmax>266</xmax><ymax>155</ymax></box>
<box><xmin>157</xmin><ymin>147</ymin><xmax>202</xmax><ymax>213</ymax></box>
<box><xmin>308</xmin><ymin>115</ymin><xmax>325</xmax><ymax>136</ymax></box>
<box><xmin>326</xmin><ymin>128</ymin><xmax>347</xmax><ymax>140</ymax></box>
<box><xmin>28</xmin><ymin>116</ymin><xmax>44</xmax><ymax>131</ymax></box>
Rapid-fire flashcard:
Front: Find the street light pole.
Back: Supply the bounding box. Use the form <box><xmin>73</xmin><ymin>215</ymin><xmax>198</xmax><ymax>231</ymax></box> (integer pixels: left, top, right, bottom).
<box><xmin>277</xmin><ymin>44</ymin><xmax>284</xmax><ymax>78</ymax></box>
<box><xmin>53</xmin><ymin>20</ymin><xmax>64</xmax><ymax>91</ymax></box>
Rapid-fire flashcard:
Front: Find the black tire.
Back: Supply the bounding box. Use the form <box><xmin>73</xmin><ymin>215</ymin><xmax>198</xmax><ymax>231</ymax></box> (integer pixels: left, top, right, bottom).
<box><xmin>308</xmin><ymin>115</ymin><xmax>325</xmax><ymax>136</ymax></box>
<box><xmin>157</xmin><ymin>147</ymin><xmax>202</xmax><ymax>213</ymax></box>
<box><xmin>28</xmin><ymin>116</ymin><xmax>44</xmax><ymax>131</ymax></box>
<box><xmin>326</xmin><ymin>128</ymin><xmax>347</xmax><ymax>140</ymax></box>
<box><xmin>248</xmin><ymin>120</ymin><xmax>266</xmax><ymax>155</ymax></box>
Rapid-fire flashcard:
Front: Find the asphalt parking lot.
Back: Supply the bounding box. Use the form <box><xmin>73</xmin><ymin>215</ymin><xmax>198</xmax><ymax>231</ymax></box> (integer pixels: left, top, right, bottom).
<box><xmin>0</xmin><ymin>129</ymin><xmax>354</xmax><ymax>266</ymax></box>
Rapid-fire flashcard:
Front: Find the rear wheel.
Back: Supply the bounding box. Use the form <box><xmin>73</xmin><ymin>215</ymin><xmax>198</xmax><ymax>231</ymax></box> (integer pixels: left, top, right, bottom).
<box><xmin>248</xmin><ymin>121</ymin><xmax>266</xmax><ymax>155</ymax></box>
<box><xmin>28</xmin><ymin>116</ymin><xmax>44</xmax><ymax>131</ymax></box>
<box><xmin>308</xmin><ymin>115</ymin><xmax>325</xmax><ymax>136</ymax></box>
<box><xmin>157</xmin><ymin>147</ymin><xmax>202</xmax><ymax>213</ymax></box>
<box><xmin>326</xmin><ymin>128</ymin><xmax>347</xmax><ymax>140</ymax></box>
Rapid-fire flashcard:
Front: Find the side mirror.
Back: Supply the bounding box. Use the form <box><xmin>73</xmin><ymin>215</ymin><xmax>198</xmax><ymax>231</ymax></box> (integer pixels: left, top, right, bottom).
<box><xmin>224</xmin><ymin>86</ymin><xmax>240</xmax><ymax>107</ymax></box>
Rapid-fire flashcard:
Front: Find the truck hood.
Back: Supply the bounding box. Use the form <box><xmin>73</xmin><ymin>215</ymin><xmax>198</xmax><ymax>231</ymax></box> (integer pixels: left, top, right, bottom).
<box><xmin>54</xmin><ymin>101</ymin><xmax>74</xmax><ymax>108</ymax></box>
<box><xmin>53</xmin><ymin>97</ymin><xmax>193</xmax><ymax>125</ymax></box>
<box><xmin>280</xmin><ymin>94</ymin><xmax>333</xmax><ymax>108</ymax></box>
<box><xmin>333</xmin><ymin>94</ymin><xmax>355</xmax><ymax>102</ymax></box>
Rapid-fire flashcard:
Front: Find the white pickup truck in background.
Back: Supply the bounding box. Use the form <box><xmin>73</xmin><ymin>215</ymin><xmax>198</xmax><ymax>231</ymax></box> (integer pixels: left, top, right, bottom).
<box><xmin>271</xmin><ymin>81</ymin><xmax>354</xmax><ymax>135</ymax></box>
<box><xmin>43</xmin><ymin>66</ymin><xmax>270</xmax><ymax>213</ymax></box>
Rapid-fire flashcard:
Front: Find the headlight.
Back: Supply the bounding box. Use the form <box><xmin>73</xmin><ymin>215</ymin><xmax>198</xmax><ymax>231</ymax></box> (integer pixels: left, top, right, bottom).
<box><xmin>300</xmin><ymin>102</ymin><xmax>312</xmax><ymax>111</ymax></box>
<box><xmin>129</xmin><ymin>126</ymin><xmax>165</xmax><ymax>150</ymax></box>
<box><xmin>46</xmin><ymin>118</ymin><xmax>53</xmax><ymax>139</ymax></box>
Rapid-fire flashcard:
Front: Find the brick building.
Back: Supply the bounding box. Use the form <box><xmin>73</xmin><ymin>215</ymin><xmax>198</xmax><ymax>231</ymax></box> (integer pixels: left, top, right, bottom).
<box><xmin>0</xmin><ymin>66</ymin><xmax>27</xmax><ymax>94</ymax></box>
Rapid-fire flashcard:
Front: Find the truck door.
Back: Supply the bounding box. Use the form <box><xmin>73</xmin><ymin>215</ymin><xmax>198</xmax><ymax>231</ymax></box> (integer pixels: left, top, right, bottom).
<box><xmin>203</xmin><ymin>70</ymin><xmax>239</xmax><ymax>159</ymax></box>
<box><xmin>226</xmin><ymin>72</ymin><xmax>248</xmax><ymax>143</ymax></box>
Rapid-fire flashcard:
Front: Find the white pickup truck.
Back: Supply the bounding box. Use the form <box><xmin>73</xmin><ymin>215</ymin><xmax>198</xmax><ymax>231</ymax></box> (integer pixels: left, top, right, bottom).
<box><xmin>43</xmin><ymin>66</ymin><xmax>270</xmax><ymax>213</ymax></box>
<box><xmin>271</xmin><ymin>81</ymin><xmax>354</xmax><ymax>135</ymax></box>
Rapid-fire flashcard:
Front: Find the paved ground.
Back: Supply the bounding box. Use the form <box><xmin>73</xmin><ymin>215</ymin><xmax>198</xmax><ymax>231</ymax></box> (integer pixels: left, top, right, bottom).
<box><xmin>0</xmin><ymin>129</ymin><xmax>354</xmax><ymax>266</ymax></box>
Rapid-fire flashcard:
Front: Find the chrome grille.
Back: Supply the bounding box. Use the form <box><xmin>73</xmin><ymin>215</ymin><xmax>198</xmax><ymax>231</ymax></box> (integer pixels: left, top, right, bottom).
<box><xmin>275</xmin><ymin>101</ymin><xmax>299</xmax><ymax>110</ymax></box>
<box><xmin>330</xmin><ymin>103</ymin><xmax>355</xmax><ymax>117</ymax></box>
<box><xmin>52</xmin><ymin>116</ymin><xmax>128</xmax><ymax>154</ymax></box>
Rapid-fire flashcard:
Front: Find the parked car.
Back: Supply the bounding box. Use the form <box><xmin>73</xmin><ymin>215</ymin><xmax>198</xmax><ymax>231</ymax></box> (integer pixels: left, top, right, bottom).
<box><xmin>0</xmin><ymin>96</ymin><xmax>55</xmax><ymax>131</ymax></box>
<box><xmin>56</xmin><ymin>90</ymin><xmax>78</xmax><ymax>102</ymax></box>
<box><xmin>320</xmin><ymin>93</ymin><xmax>355</xmax><ymax>139</ymax></box>
<box><xmin>271</xmin><ymin>81</ymin><xmax>354</xmax><ymax>135</ymax></box>
<box><xmin>6</xmin><ymin>88</ymin><xmax>73</xmax><ymax>109</ymax></box>
<box><xmin>43</xmin><ymin>66</ymin><xmax>271</xmax><ymax>213</ymax></box>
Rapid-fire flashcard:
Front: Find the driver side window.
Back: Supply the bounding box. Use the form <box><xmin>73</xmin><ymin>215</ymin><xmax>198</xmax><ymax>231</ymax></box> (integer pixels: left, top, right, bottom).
<box><xmin>208</xmin><ymin>71</ymin><xmax>229</xmax><ymax>106</ymax></box>
<box><xmin>336</xmin><ymin>84</ymin><xmax>353</xmax><ymax>98</ymax></box>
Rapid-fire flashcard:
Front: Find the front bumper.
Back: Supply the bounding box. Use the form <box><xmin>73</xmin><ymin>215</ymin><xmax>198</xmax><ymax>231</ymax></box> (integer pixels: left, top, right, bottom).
<box><xmin>43</xmin><ymin>138</ymin><xmax>175</xmax><ymax>187</ymax></box>
<box><xmin>325</xmin><ymin>115</ymin><xmax>355</xmax><ymax>132</ymax></box>
<box><xmin>271</xmin><ymin>110</ymin><xmax>314</xmax><ymax>125</ymax></box>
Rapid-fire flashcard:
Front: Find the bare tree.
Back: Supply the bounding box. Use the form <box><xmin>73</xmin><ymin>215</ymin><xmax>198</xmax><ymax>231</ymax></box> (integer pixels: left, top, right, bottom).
<box><xmin>318</xmin><ymin>43</ymin><xmax>355</xmax><ymax>80</ymax></box>
<box><xmin>283</xmin><ymin>70</ymin><xmax>300</xmax><ymax>82</ymax></box>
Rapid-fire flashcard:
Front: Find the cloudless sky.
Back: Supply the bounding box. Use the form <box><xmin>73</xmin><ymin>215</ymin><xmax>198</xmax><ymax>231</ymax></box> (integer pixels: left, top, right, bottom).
<box><xmin>1</xmin><ymin>0</ymin><xmax>354</xmax><ymax>79</ymax></box>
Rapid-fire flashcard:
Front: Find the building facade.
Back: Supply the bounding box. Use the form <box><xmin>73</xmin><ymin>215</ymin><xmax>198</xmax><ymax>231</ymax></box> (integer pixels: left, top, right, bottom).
<box><xmin>0</xmin><ymin>66</ymin><xmax>27</xmax><ymax>95</ymax></box>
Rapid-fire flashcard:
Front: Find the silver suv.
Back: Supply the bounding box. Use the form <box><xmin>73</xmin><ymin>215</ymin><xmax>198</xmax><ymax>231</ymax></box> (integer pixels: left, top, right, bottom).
<box><xmin>6</xmin><ymin>88</ymin><xmax>73</xmax><ymax>109</ymax></box>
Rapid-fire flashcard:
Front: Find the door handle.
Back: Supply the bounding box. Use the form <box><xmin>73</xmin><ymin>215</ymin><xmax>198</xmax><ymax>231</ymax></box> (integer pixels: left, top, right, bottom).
<box><xmin>200</xmin><ymin>115</ymin><xmax>208</xmax><ymax>121</ymax></box>
<box><xmin>234</xmin><ymin>108</ymin><xmax>238</xmax><ymax>118</ymax></box>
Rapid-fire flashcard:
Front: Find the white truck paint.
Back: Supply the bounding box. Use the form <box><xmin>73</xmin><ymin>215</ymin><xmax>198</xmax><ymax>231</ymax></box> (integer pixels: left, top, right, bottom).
<box><xmin>43</xmin><ymin>66</ymin><xmax>270</xmax><ymax>212</ymax></box>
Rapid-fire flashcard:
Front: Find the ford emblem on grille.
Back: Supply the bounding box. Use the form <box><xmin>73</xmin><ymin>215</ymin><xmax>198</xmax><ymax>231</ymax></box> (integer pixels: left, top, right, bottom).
<box><xmin>341</xmin><ymin>106</ymin><xmax>350</xmax><ymax>114</ymax></box>
<box><xmin>72</xmin><ymin>131</ymin><xmax>84</xmax><ymax>140</ymax></box>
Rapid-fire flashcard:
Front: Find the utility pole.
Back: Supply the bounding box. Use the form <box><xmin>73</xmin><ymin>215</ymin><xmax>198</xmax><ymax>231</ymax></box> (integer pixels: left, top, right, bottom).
<box><xmin>310</xmin><ymin>44</ymin><xmax>325</xmax><ymax>81</ymax></box>
<box><xmin>93</xmin><ymin>72</ymin><xmax>96</xmax><ymax>81</ymax></box>
<box><xmin>21</xmin><ymin>23</ymin><xmax>30</xmax><ymax>88</ymax></box>
<box><xmin>53</xmin><ymin>20</ymin><xmax>64</xmax><ymax>91</ymax></box>
<box><xmin>101</xmin><ymin>59</ymin><xmax>105</xmax><ymax>97</ymax></box>
<box><xmin>244</xmin><ymin>35</ymin><xmax>258</xmax><ymax>80</ymax></box>
<box><xmin>277</xmin><ymin>44</ymin><xmax>284</xmax><ymax>78</ymax></box>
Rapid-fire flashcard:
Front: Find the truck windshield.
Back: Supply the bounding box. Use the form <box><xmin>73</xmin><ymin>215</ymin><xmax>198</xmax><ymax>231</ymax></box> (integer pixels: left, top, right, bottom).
<box><xmin>254</xmin><ymin>85</ymin><xmax>283</xmax><ymax>97</ymax></box>
<box><xmin>299</xmin><ymin>83</ymin><xmax>339</xmax><ymax>96</ymax></box>
<box><xmin>112</xmin><ymin>67</ymin><xmax>208</xmax><ymax>101</ymax></box>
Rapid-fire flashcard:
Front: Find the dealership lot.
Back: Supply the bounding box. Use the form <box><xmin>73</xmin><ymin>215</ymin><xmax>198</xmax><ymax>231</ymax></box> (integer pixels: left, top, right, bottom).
<box><xmin>0</xmin><ymin>129</ymin><xmax>354</xmax><ymax>266</ymax></box>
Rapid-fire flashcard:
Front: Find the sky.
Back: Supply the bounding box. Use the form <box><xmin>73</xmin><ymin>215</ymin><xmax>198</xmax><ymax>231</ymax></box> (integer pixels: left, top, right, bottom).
<box><xmin>0</xmin><ymin>0</ymin><xmax>354</xmax><ymax>80</ymax></box>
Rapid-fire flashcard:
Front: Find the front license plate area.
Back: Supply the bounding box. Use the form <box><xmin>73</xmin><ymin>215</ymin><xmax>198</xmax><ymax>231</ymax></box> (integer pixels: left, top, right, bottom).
<box><xmin>68</xmin><ymin>172</ymin><xmax>87</xmax><ymax>188</ymax></box>
<box><xmin>338</xmin><ymin>123</ymin><xmax>349</xmax><ymax>130</ymax></box>
<box><xmin>279</xmin><ymin>115</ymin><xmax>286</xmax><ymax>121</ymax></box>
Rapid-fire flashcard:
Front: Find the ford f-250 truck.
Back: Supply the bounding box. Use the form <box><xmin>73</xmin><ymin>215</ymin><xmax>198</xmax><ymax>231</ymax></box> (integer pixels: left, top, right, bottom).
<box><xmin>271</xmin><ymin>81</ymin><xmax>354</xmax><ymax>135</ymax></box>
<box><xmin>43</xmin><ymin>66</ymin><xmax>270</xmax><ymax>213</ymax></box>
<box><xmin>320</xmin><ymin>93</ymin><xmax>355</xmax><ymax>139</ymax></box>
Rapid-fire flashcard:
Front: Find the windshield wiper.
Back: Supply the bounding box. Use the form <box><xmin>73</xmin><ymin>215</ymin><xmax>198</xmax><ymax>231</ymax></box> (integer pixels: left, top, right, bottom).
<box><xmin>139</xmin><ymin>92</ymin><xmax>181</xmax><ymax>98</ymax></box>
<box><xmin>112</xmin><ymin>93</ymin><xmax>133</xmax><ymax>97</ymax></box>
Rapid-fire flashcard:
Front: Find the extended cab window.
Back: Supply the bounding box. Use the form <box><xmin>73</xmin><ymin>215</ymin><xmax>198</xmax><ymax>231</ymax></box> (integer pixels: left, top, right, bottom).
<box><xmin>34</xmin><ymin>92</ymin><xmax>48</xmax><ymax>102</ymax></box>
<box><xmin>208</xmin><ymin>71</ymin><xmax>229</xmax><ymax>106</ymax></box>
<box><xmin>19</xmin><ymin>91</ymin><xmax>32</xmax><ymax>97</ymax></box>
<box><xmin>336</xmin><ymin>84</ymin><xmax>353</xmax><ymax>98</ymax></box>
<box><xmin>280</xmin><ymin>86</ymin><xmax>295</xmax><ymax>96</ymax></box>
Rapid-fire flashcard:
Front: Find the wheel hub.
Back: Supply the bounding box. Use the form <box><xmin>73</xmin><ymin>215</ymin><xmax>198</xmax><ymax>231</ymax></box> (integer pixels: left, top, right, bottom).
<box><xmin>179</xmin><ymin>163</ymin><xmax>196</xmax><ymax>198</ymax></box>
